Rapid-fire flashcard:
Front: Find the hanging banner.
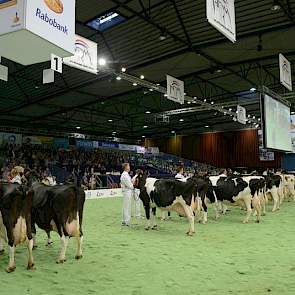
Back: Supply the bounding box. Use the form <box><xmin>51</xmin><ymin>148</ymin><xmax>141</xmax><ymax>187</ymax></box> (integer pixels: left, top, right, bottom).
<box><xmin>0</xmin><ymin>0</ymin><xmax>24</xmax><ymax>35</ymax></box>
<box><xmin>25</xmin><ymin>0</ymin><xmax>75</xmax><ymax>55</ymax></box>
<box><xmin>166</xmin><ymin>75</ymin><xmax>184</xmax><ymax>104</ymax></box>
<box><xmin>237</xmin><ymin>105</ymin><xmax>246</xmax><ymax>124</ymax></box>
<box><xmin>0</xmin><ymin>132</ymin><xmax>22</xmax><ymax>145</ymax></box>
<box><xmin>279</xmin><ymin>54</ymin><xmax>292</xmax><ymax>91</ymax></box>
<box><xmin>22</xmin><ymin>135</ymin><xmax>53</xmax><ymax>145</ymax></box>
<box><xmin>63</xmin><ymin>34</ymin><xmax>98</xmax><ymax>74</ymax></box>
<box><xmin>290</xmin><ymin>115</ymin><xmax>295</xmax><ymax>153</ymax></box>
<box><xmin>207</xmin><ymin>0</ymin><xmax>236</xmax><ymax>43</ymax></box>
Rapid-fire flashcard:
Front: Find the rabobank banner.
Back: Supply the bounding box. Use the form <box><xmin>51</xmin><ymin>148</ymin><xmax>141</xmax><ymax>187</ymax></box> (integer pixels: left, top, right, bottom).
<box><xmin>0</xmin><ymin>0</ymin><xmax>24</xmax><ymax>35</ymax></box>
<box><xmin>25</xmin><ymin>0</ymin><xmax>75</xmax><ymax>55</ymax></box>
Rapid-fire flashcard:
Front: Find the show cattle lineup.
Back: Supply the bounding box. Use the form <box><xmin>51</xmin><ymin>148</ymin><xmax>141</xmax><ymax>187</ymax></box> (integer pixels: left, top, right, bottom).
<box><xmin>0</xmin><ymin>166</ymin><xmax>295</xmax><ymax>273</ymax></box>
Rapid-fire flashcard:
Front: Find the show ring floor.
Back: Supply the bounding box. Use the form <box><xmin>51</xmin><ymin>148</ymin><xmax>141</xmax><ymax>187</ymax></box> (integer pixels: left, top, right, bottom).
<box><xmin>1</xmin><ymin>197</ymin><xmax>295</xmax><ymax>295</ymax></box>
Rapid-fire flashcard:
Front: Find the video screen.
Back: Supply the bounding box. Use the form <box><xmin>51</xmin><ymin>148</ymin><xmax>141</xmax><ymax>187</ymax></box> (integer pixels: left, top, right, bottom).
<box><xmin>262</xmin><ymin>93</ymin><xmax>292</xmax><ymax>152</ymax></box>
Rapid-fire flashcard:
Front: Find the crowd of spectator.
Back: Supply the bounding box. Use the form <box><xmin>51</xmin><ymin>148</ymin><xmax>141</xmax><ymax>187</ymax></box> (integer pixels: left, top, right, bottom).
<box><xmin>0</xmin><ymin>143</ymin><xmax>217</xmax><ymax>188</ymax></box>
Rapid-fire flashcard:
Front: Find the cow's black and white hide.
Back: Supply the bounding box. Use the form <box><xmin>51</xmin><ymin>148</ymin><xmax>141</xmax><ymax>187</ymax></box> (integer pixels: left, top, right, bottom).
<box><xmin>207</xmin><ymin>176</ymin><xmax>263</xmax><ymax>223</ymax></box>
<box><xmin>135</xmin><ymin>173</ymin><xmax>207</xmax><ymax>236</ymax></box>
<box><xmin>264</xmin><ymin>174</ymin><xmax>283</xmax><ymax>212</ymax></box>
<box><xmin>0</xmin><ymin>183</ymin><xmax>34</xmax><ymax>273</ymax></box>
<box><xmin>27</xmin><ymin>173</ymin><xmax>85</xmax><ymax>264</ymax></box>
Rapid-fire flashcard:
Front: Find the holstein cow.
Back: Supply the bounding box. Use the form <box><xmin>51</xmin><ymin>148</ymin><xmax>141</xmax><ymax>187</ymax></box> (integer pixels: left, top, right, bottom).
<box><xmin>26</xmin><ymin>172</ymin><xmax>85</xmax><ymax>263</ymax></box>
<box><xmin>207</xmin><ymin>176</ymin><xmax>264</xmax><ymax>223</ymax></box>
<box><xmin>264</xmin><ymin>174</ymin><xmax>282</xmax><ymax>211</ymax></box>
<box><xmin>135</xmin><ymin>173</ymin><xmax>208</xmax><ymax>235</ymax></box>
<box><xmin>0</xmin><ymin>183</ymin><xmax>35</xmax><ymax>272</ymax></box>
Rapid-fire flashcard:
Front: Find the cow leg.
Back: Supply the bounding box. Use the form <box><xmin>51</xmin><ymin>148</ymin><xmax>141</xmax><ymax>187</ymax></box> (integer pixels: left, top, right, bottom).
<box><xmin>183</xmin><ymin>205</ymin><xmax>195</xmax><ymax>236</ymax></box>
<box><xmin>221</xmin><ymin>202</ymin><xmax>227</xmax><ymax>215</ymax></box>
<box><xmin>56</xmin><ymin>234</ymin><xmax>69</xmax><ymax>264</ymax></box>
<box><xmin>200</xmin><ymin>194</ymin><xmax>207</xmax><ymax>224</ymax></box>
<box><xmin>0</xmin><ymin>238</ymin><xmax>4</xmax><ymax>255</ymax></box>
<box><xmin>161</xmin><ymin>211</ymin><xmax>167</xmax><ymax>221</ymax></box>
<box><xmin>242</xmin><ymin>196</ymin><xmax>252</xmax><ymax>224</ymax></box>
<box><xmin>26</xmin><ymin>238</ymin><xmax>35</xmax><ymax>270</ymax></box>
<box><xmin>278</xmin><ymin>187</ymin><xmax>284</xmax><ymax>205</ymax></box>
<box><xmin>252</xmin><ymin>193</ymin><xmax>261</xmax><ymax>223</ymax></box>
<box><xmin>46</xmin><ymin>231</ymin><xmax>53</xmax><ymax>247</ymax></box>
<box><xmin>270</xmin><ymin>187</ymin><xmax>279</xmax><ymax>212</ymax></box>
<box><xmin>151</xmin><ymin>207</ymin><xmax>157</xmax><ymax>229</ymax></box>
<box><xmin>7</xmin><ymin>245</ymin><xmax>16</xmax><ymax>273</ymax></box>
<box><xmin>75</xmin><ymin>235</ymin><xmax>83</xmax><ymax>260</ymax></box>
<box><xmin>144</xmin><ymin>205</ymin><xmax>151</xmax><ymax>230</ymax></box>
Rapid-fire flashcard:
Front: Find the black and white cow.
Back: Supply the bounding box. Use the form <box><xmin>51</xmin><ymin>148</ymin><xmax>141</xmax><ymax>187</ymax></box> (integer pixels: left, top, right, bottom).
<box><xmin>0</xmin><ymin>183</ymin><xmax>35</xmax><ymax>273</ymax></box>
<box><xmin>264</xmin><ymin>174</ymin><xmax>283</xmax><ymax>211</ymax></box>
<box><xmin>207</xmin><ymin>176</ymin><xmax>264</xmax><ymax>223</ymax></box>
<box><xmin>26</xmin><ymin>171</ymin><xmax>85</xmax><ymax>263</ymax></box>
<box><xmin>135</xmin><ymin>173</ymin><xmax>209</xmax><ymax>236</ymax></box>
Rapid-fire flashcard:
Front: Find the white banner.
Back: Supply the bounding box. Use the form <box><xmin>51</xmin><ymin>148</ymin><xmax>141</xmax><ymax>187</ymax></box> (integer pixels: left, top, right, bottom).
<box><xmin>145</xmin><ymin>147</ymin><xmax>159</xmax><ymax>155</ymax></box>
<box><xmin>63</xmin><ymin>34</ymin><xmax>98</xmax><ymax>74</ymax></box>
<box><xmin>119</xmin><ymin>144</ymin><xmax>137</xmax><ymax>152</ymax></box>
<box><xmin>85</xmin><ymin>188</ymin><xmax>122</xmax><ymax>200</ymax></box>
<box><xmin>0</xmin><ymin>0</ymin><xmax>24</xmax><ymax>35</ymax></box>
<box><xmin>207</xmin><ymin>0</ymin><xmax>236</xmax><ymax>43</ymax></box>
<box><xmin>237</xmin><ymin>105</ymin><xmax>246</xmax><ymax>124</ymax></box>
<box><xmin>166</xmin><ymin>75</ymin><xmax>184</xmax><ymax>104</ymax></box>
<box><xmin>25</xmin><ymin>0</ymin><xmax>75</xmax><ymax>55</ymax></box>
<box><xmin>279</xmin><ymin>54</ymin><xmax>292</xmax><ymax>91</ymax></box>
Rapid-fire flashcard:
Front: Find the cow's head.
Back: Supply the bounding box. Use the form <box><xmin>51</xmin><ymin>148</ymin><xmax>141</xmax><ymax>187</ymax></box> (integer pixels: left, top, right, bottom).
<box><xmin>134</xmin><ymin>171</ymin><xmax>148</xmax><ymax>190</ymax></box>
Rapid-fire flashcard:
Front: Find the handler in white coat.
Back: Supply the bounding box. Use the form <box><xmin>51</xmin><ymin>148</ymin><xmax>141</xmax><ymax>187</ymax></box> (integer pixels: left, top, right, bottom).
<box><xmin>132</xmin><ymin>169</ymin><xmax>142</xmax><ymax>218</ymax></box>
<box><xmin>120</xmin><ymin>163</ymin><xmax>134</xmax><ymax>226</ymax></box>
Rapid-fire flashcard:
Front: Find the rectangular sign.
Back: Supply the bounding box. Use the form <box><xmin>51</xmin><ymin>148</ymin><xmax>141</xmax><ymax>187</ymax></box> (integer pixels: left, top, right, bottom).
<box><xmin>63</xmin><ymin>34</ymin><xmax>98</xmax><ymax>74</ymax></box>
<box><xmin>258</xmin><ymin>130</ymin><xmax>274</xmax><ymax>161</ymax></box>
<box><xmin>0</xmin><ymin>132</ymin><xmax>22</xmax><ymax>145</ymax></box>
<box><xmin>279</xmin><ymin>54</ymin><xmax>292</xmax><ymax>91</ymax></box>
<box><xmin>237</xmin><ymin>105</ymin><xmax>246</xmax><ymax>124</ymax></box>
<box><xmin>166</xmin><ymin>75</ymin><xmax>184</xmax><ymax>104</ymax></box>
<box><xmin>207</xmin><ymin>0</ymin><xmax>236</xmax><ymax>43</ymax></box>
<box><xmin>51</xmin><ymin>53</ymin><xmax>63</xmax><ymax>73</ymax></box>
<box><xmin>0</xmin><ymin>0</ymin><xmax>24</xmax><ymax>35</ymax></box>
<box><xmin>25</xmin><ymin>0</ymin><xmax>75</xmax><ymax>55</ymax></box>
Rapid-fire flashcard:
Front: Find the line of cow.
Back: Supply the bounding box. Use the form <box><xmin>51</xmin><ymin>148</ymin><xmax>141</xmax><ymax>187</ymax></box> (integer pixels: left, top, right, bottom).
<box><xmin>134</xmin><ymin>171</ymin><xmax>295</xmax><ymax>236</ymax></box>
<box><xmin>0</xmin><ymin>170</ymin><xmax>85</xmax><ymax>273</ymax></box>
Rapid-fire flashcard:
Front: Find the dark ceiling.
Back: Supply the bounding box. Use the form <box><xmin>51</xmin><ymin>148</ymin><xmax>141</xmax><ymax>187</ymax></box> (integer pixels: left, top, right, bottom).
<box><xmin>0</xmin><ymin>0</ymin><xmax>295</xmax><ymax>141</ymax></box>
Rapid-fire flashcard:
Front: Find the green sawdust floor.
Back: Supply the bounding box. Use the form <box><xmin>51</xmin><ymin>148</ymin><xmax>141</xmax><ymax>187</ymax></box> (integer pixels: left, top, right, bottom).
<box><xmin>1</xmin><ymin>197</ymin><xmax>295</xmax><ymax>295</ymax></box>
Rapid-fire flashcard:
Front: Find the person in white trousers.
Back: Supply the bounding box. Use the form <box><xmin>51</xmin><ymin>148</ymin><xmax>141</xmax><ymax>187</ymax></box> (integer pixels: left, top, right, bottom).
<box><xmin>120</xmin><ymin>163</ymin><xmax>134</xmax><ymax>226</ymax></box>
<box><xmin>132</xmin><ymin>169</ymin><xmax>142</xmax><ymax>218</ymax></box>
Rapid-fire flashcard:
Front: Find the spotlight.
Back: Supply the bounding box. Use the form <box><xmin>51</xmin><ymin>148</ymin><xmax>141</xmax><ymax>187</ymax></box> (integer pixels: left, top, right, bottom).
<box><xmin>98</xmin><ymin>58</ymin><xmax>106</xmax><ymax>66</ymax></box>
<box><xmin>149</xmin><ymin>88</ymin><xmax>154</xmax><ymax>92</ymax></box>
<box><xmin>171</xmin><ymin>130</ymin><xmax>175</xmax><ymax>134</ymax></box>
<box><xmin>205</xmin><ymin>125</ymin><xmax>209</xmax><ymax>128</ymax></box>
<box><xmin>133</xmin><ymin>83</ymin><xmax>138</xmax><ymax>86</ymax></box>
<box><xmin>143</xmin><ymin>125</ymin><xmax>148</xmax><ymax>128</ymax></box>
<box><xmin>159</xmin><ymin>31</ymin><xmax>167</xmax><ymax>41</ymax></box>
<box><xmin>204</xmin><ymin>99</ymin><xmax>207</xmax><ymax>102</ymax></box>
<box><xmin>145</xmin><ymin>111</ymin><xmax>151</xmax><ymax>114</ymax></box>
<box><xmin>291</xmin><ymin>111</ymin><xmax>295</xmax><ymax>115</ymax></box>
<box><xmin>108</xmin><ymin>119</ymin><xmax>113</xmax><ymax>122</ymax></box>
<box><xmin>211</xmin><ymin>101</ymin><xmax>214</xmax><ymax>105</ymax></box>
<box><xmin>271</xmin><ymin>0</ymin><xmax>281</xmax><ymax>11</ymax></box>
<box><xmin>229</xmin><ymin>108</ymin><xmax>232</xmax><ymax>112</ymax></box>
<box><xmin>250</xmin><ymin>87</ymin><xmax>256</xmax><ymax>92</ymax></box>
<box><xmin>164</xmin><ymin>94</ymin><xmax>168</xmax><ymax>97</ymax></box>
<box><xmin>140</xmin><ymin>75</ymin><xmax>145</xmax><ymax>80</ymax></box>
<box><xmin>142</xmin><ymin>135</ymin><xmax>145</xmax><ymax>138</ymax></box>
<box><xmin>179</xmin><ymin>119</ymin><xmax>184</xmax><ymax>122</ymax></box>
<box><xmin>121</xmin><ymin>67</ymin><xmax>126</xmax><ymax>72</ymax></box>
<box><xmin>76</xmin><ymin>126</ymin><xmax>81</xmax><ymax>129</ymax></box>
<box><xmin>116</xmin><ymin>76</ymin><xmax>122</xmax><ymax>80</ymax></box>
<box><xmin>187</xmin><ymin>101</ymin><xmax>191</xmax><ymax>104</ymax></box>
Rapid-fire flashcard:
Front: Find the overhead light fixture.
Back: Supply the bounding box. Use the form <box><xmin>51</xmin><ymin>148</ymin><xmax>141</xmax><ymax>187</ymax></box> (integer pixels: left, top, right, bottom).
<box><xmin>164</xmin><ymin>94</ymin><xmax>168</xmax><ymax>97</ymax></box>
<box><xmin>211</xmin><ymin>101</ymin><xmax>214</xmax><ymax>105</ymax></box>
<box><xmin>229</xmin><ymin>108</ymin><xmax>232</xmax><ymax>112</ymax></box>
<box><xmin>205</xmin><ymin>125</ymin><xmax>209</xmax><ymax>128</ymax></box>
<box><xmin>291</xmin><ymin>111</ymin><xmax>295</xmax><ymax>115</ymax></box>
<box><xmin>159</xmin><ymin>32</ymin><xmax>167</xmax><ymax>41</ymax></box>
<box><xmin>171</xmin><ymin>130</ymin><xmax>175</xmax><ymax>134</ymax></box>
<box><xmin>187</xmin><ymin>101</ymin><xmax>191</xmax><ymax>104</ymax></box>
<box><xmin>108</xmin><ymin>119</ymin><xmax>113</xmax><ymax>122</ymax></box>
<box><xmin>250</xmin><ymin>87</ymin><xmax>256</xmax><ymax>92</ymax></box>
<box><xmin>112</xmin><ymin>131</ymin><xmax>117</xmax><ymax>134</ymax></box>
<box><xmin>255</xmin><ymin>124</ymin><xmax>260</xmax><ymax>128</ymax></box>
<box><xmin>271</xmin><ymin>0</ymin><xmax>281</xmax><ymax>11</ymax></box>
<box><xmin>143</xmin><ymin>125</ymin><xmax>148</xmax><ymax>128</ymax></box>
<box><xmin>179</xmin><ymin>119</ymin><xmax>184</xmax><ymax>122</ymax></box>
<box><xmin>149</xmin><ymin>88</ymin><xmax>154</xmax><ymax>91</ymax></box>
<box><xmin>248</xmin><ymin>114</ymin><xmax>251</xmax><ymax>118</ymax></box>
<box><xmin>145</xmin><ymin>110</ymin><xmax>151</xmax><ymax>114</ymax></box>
<box><xmin>116</xmin><ymin>76</ymin><xmax>121</xmax><ymax>80</ymax></box>
<box><xmin>98</xmin><ymin>58</ymin><xmax>106</xmax><ymax>66</ymax></box>
<box><xmin>204</xmin><ymin>99</ymin><xmax>207</xmax><ymax>102</ymax></box>
<box><xmin>142</xmin><ymin>135</ymin><xmax>145</xmax><ymax>138</ymax></box>
<box><xmin>156</xmin><ymin>83</ymin><xmax>160</xmax><ymax>86</ymax></box>
<box><xmin>35</xmin><ymin>85</ymin><xmax>39</xmax><ymax>89</ymax></box>
<box><xmin>253</xmin><ymin>116</ymin><xmax>256</xmax><ymax>119</ymax></box>
<box><xmin>258</xmin><ymin>118</ymin><xmax>261</xmax><ymax>121</ymax></box>
<box><xmin>133</xmin><ymin>83</ymin><xmax>138</xmax><ymax>86</ymax></box>
<box><xmin>76</xmin><ymin>126</ymin><xmax>81</xmax><ymax>129</ymax></box>
<box><xmin>140</xmin><ymin>75</ymin><xmax>145</xmax><ymax>80</ymax></box>
<box><xmin>121</xmin><ymin>67</ymin><xmax>126</xmax><ymax>72</ymax></box>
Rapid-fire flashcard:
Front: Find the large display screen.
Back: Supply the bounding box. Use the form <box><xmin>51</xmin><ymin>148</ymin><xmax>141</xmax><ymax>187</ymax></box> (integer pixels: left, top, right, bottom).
<box><xmin>262</xmin><ymin>93</ymin><xmax>292</xmax><ymax>152</ymax></box>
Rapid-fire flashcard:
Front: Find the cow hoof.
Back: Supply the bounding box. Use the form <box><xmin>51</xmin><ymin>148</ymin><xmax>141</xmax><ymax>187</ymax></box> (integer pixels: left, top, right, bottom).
<box><xmin>27</xmin><ymin>263</ymin><xmax>35</xmax><ymax>270</ymax></box>
<box><xmin>33</xmin><ymin>245</ymin><xmax>38</xmax><ymax>250</ymax></box>
<box><xmin>75</xmin><ymin>255</ymin><xmax>83</xmax><ymax>260</ymax></box>
<box><xmin>255</xmin><ymin>220</ymin><xmax>260</xmax><ymax>223</ymax></box>
<box><xmin>151</xmin><ymin>225</ymin><xmax>158</xmax><ymax>230</ymax></box>
<box><xmin>145</xmin><ymin>226</ymin><xmax>150</xmax><ymax>231</ymax></box>
<box><xmin>242</xmin><ymin>220</ymin><xmax>248</xmax><ymax>224</ymax></box>
<box><xmin>56</xmin><ymin>258</ymin><xmax>66</xmax><ymax>264</ymax></box>
<box><xmin>0</xmin><ymin>249</ymin><xmax>4</xmax><ymax>255</ymax></box>
<box><xmin>262</xmin><ymin>213</ymin><xmax>266</xmax><ymax>216</ymax></box>
<box><xmin>186</xmin><ymin>231</ymin><xmax>194</xmax><ymax>236</ymax></box>
<box><xmin>6</xmin><ymin>266</ymin><xmax>16</xmax><ymax>273</ymax></box>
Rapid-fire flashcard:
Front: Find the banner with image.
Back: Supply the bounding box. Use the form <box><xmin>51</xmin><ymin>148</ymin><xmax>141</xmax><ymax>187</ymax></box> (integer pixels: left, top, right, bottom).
<box><xmin>167</xmin><ymin>75</ymin><xmax>184</xmax><ymax>104</ymax></box>
<box><xmin>207</xmin><ymin>0</ymin><xmax>236</xmax><ymax>43</ymax></box>
<box><xmin>279</xmin><ymin>54</ymin><xmax>292</xmax><ymax>91</ymax></box>
<box><xmin>0</xmin><ymin>0</ymin><xmax>24</xmax><ymax>35</ymax></box>
<box><xmin>22</xmin><ymin>135</ymin><xmax>53</xmax><ymax>145</ymax></box>
<box><xmin>290</xmin><ymin>115</ymin><xmax>295</xmax><ymax>153</ymax></box>
<box><xmin>63</xmin><ymin>34</ymin><xmax>98</xmax><ymax>74</ymax></box>
<box><xmin>0</xmin><ymin>132</ymin><xmax>22</xmax><ymax>145</ymax></box>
